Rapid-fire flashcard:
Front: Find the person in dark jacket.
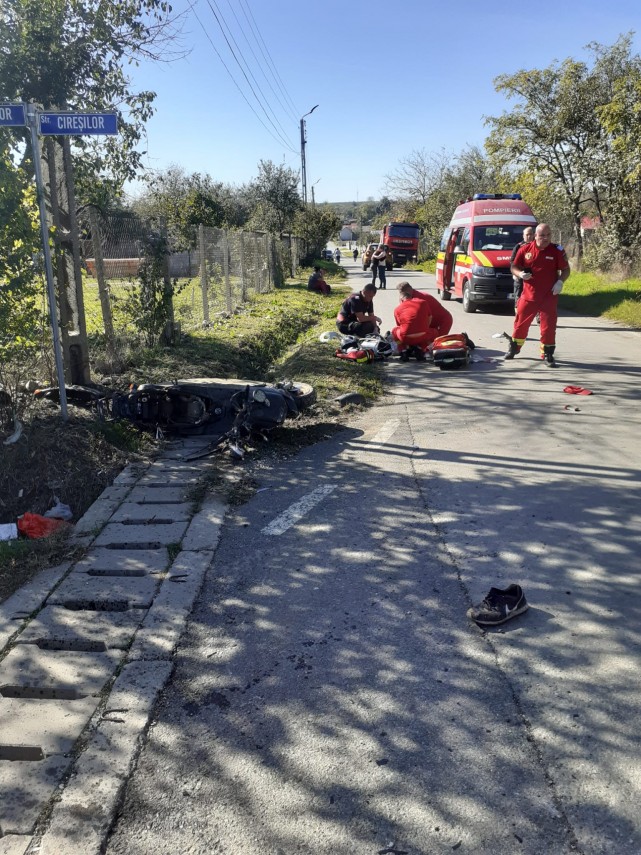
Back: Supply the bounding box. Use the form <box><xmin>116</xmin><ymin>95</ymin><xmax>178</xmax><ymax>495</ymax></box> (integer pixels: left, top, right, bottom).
<box><xmin>336</xmin><ymin>283</ymin><xmax>381</xmax><ymax>335</ymax></box>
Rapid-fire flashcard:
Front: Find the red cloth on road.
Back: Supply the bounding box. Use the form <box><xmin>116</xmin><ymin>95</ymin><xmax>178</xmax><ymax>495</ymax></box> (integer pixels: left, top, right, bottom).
<box><xmin>392</xmin><ymin>291</ymin><xmax>453</xmax><ymax>350</ymax></box>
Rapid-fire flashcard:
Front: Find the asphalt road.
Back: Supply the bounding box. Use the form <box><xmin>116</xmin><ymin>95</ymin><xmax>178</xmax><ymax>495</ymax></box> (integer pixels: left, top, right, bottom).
<box><xmin>105</xmin><ymin>258</ymin><xmax>641</xmax><ymax>855</ymax></box>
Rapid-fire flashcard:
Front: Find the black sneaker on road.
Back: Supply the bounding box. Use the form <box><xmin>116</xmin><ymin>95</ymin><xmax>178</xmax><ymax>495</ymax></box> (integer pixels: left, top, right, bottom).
<box><xmin>467</xmin><ymin>584</ymin><xmax>529</xmax><ymax>626</ymax></box>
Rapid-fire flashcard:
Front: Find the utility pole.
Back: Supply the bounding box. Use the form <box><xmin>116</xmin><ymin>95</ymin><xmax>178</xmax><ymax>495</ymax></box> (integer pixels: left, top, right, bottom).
<box><xmin>311</xmin><ymin>178</ymin><xmax>321</xmax><ymax>209</ymax></box>
<box><xmin>299</xmin><ymin>105</ymin><xmax>318</xmax><ymax>203</ymax></box>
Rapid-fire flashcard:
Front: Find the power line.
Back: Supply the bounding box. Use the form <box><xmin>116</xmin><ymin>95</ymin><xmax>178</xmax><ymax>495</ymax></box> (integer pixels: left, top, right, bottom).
<box><xmin>209</xmin><ymin>0</ymin><xmax>297</xmax><ymax>148</ymax></box>
<box><xmin>238</xmin><ymin>0</ymin><xmax>301</xmax><ymax>121</ymax></box>
<box><xmin>224</xmin><ymin>0</ymin><xmax>299</xmax><ymax>126</ymax></box>
<box><xmin>204</xmin><ymin>0</ymin><xmax>298</xmax><ymax>154</ymax></box>
<box><xmin>191</xmin><ymin>4</ymin><xmax>295</xmax><ymax>154</ymax></box>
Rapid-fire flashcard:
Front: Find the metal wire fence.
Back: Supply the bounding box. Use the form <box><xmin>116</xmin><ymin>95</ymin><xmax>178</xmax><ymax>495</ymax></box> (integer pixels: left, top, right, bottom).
<box><xmin>78</xmin><ymin>209</ymin><xmax>305</xmax><ymax>345</ymax></box>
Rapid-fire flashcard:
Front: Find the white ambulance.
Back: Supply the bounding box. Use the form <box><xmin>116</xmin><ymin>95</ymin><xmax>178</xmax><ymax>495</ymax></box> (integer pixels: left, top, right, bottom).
<box><xmin>435</xmin><ymin>194</ymin><xmax>537</xmax><ymax>312</ymax></box>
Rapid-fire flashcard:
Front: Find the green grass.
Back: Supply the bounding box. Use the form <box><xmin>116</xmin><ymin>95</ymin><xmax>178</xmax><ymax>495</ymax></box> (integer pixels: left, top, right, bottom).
<box><xmin>560</xmin><ymin>272</ymin><xmax>641</xmax><ymax>328</ymax></box>
<box><xmin>406</xmin><ymin>259</ymin><xmax>437</xmax><ymax>274</ymax></box>
<box><xmin>88</xmin><ymin>277</ymin><xmax>381</xmax><ymax>404</ymax></box>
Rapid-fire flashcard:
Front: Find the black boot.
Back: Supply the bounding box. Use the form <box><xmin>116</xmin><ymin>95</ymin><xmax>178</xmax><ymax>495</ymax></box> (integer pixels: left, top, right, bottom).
<box><xmin>505</xmin><ymin>338</ymin><xmax>520</xmax><ymax>360</ymax></box>
<box><xmin>543</xmin><ymin>344</ymin><xmax>557</xmax><ymax>367</ymax></box>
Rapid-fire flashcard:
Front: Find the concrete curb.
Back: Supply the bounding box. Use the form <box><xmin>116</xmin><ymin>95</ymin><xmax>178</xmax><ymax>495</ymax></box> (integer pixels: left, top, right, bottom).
<box><xmin>0</xmin><ymin>440</ymin><xmax>228</xmax><ymax>851</ymax></box>
<box><xmin>37</xmin><ymin>660</ymin><xmax>174</xmax><ymax>855</ymax></box>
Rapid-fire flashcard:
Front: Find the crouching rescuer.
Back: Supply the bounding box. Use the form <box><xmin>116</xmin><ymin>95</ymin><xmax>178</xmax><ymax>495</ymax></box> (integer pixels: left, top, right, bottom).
<box><xmin>392</xmin><ymin>281</ymin><xmax>453</xmax><ymax>361</ymax></box>
<box><xmin>508</xmin><ymin>223</ymin><xmax>570</xmax><ymax>367</ymax></box>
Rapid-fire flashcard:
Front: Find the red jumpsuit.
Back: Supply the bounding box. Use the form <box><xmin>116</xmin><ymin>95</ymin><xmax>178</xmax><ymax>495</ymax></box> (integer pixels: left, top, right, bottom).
<box><xmin>392</xmin><ymin>291</ymin><xmax>453</xmax><ymax>353</ymax></box>
<box><xmin>512</xmin><ymin>241</ymin><xmax>568</xmax><ymax>348</ymax></box>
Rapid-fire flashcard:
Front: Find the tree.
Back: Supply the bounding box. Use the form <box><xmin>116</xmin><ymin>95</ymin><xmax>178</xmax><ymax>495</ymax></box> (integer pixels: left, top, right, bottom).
<box><xmin>0</xmin><ymin>0</ymin><xmax>179</xmax><ymax>198</ymax></box>
<box><xmin>247</xmin><ymin>160</ymin><xmax>301</xmax><ymax>237</ymax></box>
<box><xmin>0</xmin><ymin>143</ymin><xmax>46</xmax><ymax>426</ymax></box>
<box><xmin>132</xmin><ymin>165</ymin><xmax>249</xmax><ymax>250</ymax></box>
<box><xmin>294</xmin><ymin>206</ymin><xmax>341</xmax><ymax>261</ymax></box>
<box><xmin>384</xmin><ymin>148</ymin><xmax>444</xmax><ymax>206</ymax></box>
<box><xmin>485</xmin><ymin>36</ymin><xmax>641</xmax><ymax>260</ymax></box>
<box><xmin>593</xmin><ymin>45</ymin><xmax>641</xmax><ymax>266</ymax></box>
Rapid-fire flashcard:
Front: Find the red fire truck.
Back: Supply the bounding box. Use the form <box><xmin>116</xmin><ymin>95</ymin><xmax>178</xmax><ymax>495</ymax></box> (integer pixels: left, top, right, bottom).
<box><xmin>435</xmin><ymin>194</ymin><xmax>537</xmax><ymax>312</ymax></box>
<box><xmin>381</xmin><ymin>222</ymin><xmax>420</xmax><ymax>267</ymax></box>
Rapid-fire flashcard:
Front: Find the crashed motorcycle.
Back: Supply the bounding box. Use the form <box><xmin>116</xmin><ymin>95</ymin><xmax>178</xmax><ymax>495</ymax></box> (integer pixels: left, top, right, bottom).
<box><xmin>34</xmin><ymin>378</ymin><xmax>316</xmax><ymax>459</ymax></box>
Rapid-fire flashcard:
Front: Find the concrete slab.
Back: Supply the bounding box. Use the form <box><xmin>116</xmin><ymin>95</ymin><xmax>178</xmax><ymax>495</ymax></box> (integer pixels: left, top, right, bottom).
<box><xmin>0</xmin><ymin>754</ymin><xmax>70</xmax><ymax>834</ymax></box>
<box><xmin>47</xmin><ymin>573</ymin><xmax>160</xmax><ymax>608</ymax></box>
<box><xmin>38</xmin><ymin>660</ymin><xmax>173</xmax><ymax>855</ymax></box>
<box><xmin>0</xmin><ymin>563</ymin><xmax>72</xmax><ymax>653</ymax></box>
<box><xmin>181</xmin><ymin>495</ymin><xmax>226</xmax><ymax>551</ymax></box>
<box><xmin>92</xmin><ymin>520</ymin><xmax>188</xmax><ymax>548</ymax></box>
<box><xmin>72</xmin><ymin>547</ymin><xmax>168</xmax><ymax>576</ymax></box>
<box><xmin>0</xmin><ymin>695</ymin><xmax>98</xmax><ymax>754</ymax></box>
<box><xmin>0</xmin><ymin>835</ymin><xmax>32</xmax><ymax>855</ymax></box>
<box><xmin>16</xmin><ymin>605</ymin><xmax>146</xmax><ymax>650</ymax></box>
<box><xmin>125</xmin><ymin>485</ymin><xmax>190</xmax><ymax>503</ymax></box>
<box><xmin>73</xmin><ymin>486</ymin><xmax>131</xmax><ymax>536</ymax></box>
<box><xmin>135</xmin><ymin>469</ymin><xmax>202</xmax><ymax>486</ymax></box>
<box><xmin>161</xmin><ymin>445</ymin><xmax>212</xmax><ymax>461</ymax></box>
<box><xmin>146</xmin><ymin>459</ymin><xmax>205</xmax><ymax>473</ymax></box>
<box><xmin>128</xmin><ymin>550</ymin><xmax>213</xmax><ymax>660</ymax></box>
<box><xmin>112</xmin><ymin>463</ymin><xmax>148</xmax><ymax>486</ymax></box>
<box><xmin>0</xmin><ymin>647</ymin><xmax>121</xmax><ymax>698</ymax></box>
<box><xmin>109</xmin><ymin>502</ymin><xmax>192</xmax><ymax>523</ymax></box>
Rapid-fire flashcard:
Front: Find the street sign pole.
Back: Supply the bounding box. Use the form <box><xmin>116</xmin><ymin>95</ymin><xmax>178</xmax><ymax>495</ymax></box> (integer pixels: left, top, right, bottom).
<box><xmin>26</xmin><ymin>103</ymin><xmax>68</xmax><ymax>420</ymax></box>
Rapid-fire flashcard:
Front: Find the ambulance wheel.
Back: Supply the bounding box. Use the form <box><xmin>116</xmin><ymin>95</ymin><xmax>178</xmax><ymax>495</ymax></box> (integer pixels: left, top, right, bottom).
<box><xmin>462</xmin><ymin>283</ymin><xmax>477</xmax><ymax>313</ymax></box>
<box><xmin>440</xmin><ymin>287</ymin><xmax>452</xmax><ymax>302</ymax></box>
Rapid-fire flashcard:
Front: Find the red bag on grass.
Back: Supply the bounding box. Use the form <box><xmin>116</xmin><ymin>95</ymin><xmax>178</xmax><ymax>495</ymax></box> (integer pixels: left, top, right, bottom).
<box><xmin>17</xmin><ymin>512</ymin><xmax>68</xmax><ymax>539</ymax></box>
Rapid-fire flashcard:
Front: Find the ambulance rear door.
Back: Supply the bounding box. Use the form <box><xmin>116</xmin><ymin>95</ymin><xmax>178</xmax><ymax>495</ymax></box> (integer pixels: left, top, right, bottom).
<box><xmin>443</xmin><ymin>227</ymin><xmax>466</xmax><ymax>293</ymax></box>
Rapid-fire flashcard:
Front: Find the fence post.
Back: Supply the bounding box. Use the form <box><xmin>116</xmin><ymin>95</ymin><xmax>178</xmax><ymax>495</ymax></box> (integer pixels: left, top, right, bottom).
<box><xmin>253</xmin><ymin>233</ymin><xmax>261</xmax><ymax>293</ymax></box>
<box><xmin>199</xmin><ymin>224</ymin><xmax>210</xmax><ymax>325</ymax></box>
<box><xmin>263</xmin><ymin>233</ymin><xmax>271</xmax><ymax>290</ymax></box>
<box><xmin>239</xmin><ymin>231</ymin><xmax>247</xmax><ymax>302</ymax></box>
<box><xmin>161</xmin><ymin>219</ymin><xmax>176</xmax><ymax>344</ymax></box>
<box><xmin>89</xmin><ymin>206</ymin><xmax>116</xmax><ymax>358</ymax></box>
<box><xmin>223</xmin><ymin>229</ymin><xmax>232</xmax><ymax>312</ymax></box>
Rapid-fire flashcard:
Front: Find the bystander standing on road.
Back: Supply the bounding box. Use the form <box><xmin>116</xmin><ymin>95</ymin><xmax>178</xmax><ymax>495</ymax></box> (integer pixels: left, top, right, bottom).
<box><xmin>508</xmin><ymin>223</ymin><xmax>570</xmax><ymax>366</ymax></box>
<box><xmin>371</xmin><ymin>244</ymin><xmax>388</xmax><ymax>289</ymax></box>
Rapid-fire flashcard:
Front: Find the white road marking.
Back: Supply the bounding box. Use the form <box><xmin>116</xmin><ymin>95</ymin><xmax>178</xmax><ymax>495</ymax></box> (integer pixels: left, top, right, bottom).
<box><xmin>263</xmin><ymin>420</ymin><xmax>401</xmax><ymax>536</ymax></box>
<box><xmin>262</xmin><ymin>485</ymin><xmax>337</xmax><ymax>536</ymax></box>
<box><xmin>370</xmin><ymin>419</ymin><xmax>400</xmax><ymax>446</ymax></box>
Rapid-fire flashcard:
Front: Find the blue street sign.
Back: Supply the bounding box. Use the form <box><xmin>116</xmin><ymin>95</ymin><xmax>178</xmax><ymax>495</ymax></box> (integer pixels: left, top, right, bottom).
<box><xmin>38</xmin><ymin>112</ymin><xmax>118</xmax><ymax>136</ymax></box>
<box><xmin>0</xmin><ymin>103</ymin><xmax>26</xmax><ymax>126</ymax></box>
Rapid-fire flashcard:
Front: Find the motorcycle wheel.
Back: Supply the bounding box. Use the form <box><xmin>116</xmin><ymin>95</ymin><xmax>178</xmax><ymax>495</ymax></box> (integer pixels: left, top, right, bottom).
<box><xmin>289</xmin><ymin>382</ymin><xmax>316</xmax><ymax>411</ymax></box>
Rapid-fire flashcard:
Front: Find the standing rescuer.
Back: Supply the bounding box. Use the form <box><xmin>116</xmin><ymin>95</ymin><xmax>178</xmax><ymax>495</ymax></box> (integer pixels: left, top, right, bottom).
<box><xmin>508</xmin><ymin>223</ymin><xmax>570</xmax><ymax>367</ymax></box>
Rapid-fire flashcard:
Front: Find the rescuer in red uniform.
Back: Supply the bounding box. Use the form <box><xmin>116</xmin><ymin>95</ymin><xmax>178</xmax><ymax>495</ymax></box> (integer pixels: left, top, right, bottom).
<box><xmin>392</xmin><ymin>281</ymin><xmax>453</xmax><ymax>361</ymax></box>
<box><xmin>508</xmin><ymin>223</ymin><xmax>570</xmax><ymax>367</ymax></box>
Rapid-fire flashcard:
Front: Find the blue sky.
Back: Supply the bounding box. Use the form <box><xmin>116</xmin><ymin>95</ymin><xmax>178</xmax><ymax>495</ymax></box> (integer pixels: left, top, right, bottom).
<box><xmin>125</xmin><ymin>0</ymin><xmax>640</xmax><ymax>203</ymax></box>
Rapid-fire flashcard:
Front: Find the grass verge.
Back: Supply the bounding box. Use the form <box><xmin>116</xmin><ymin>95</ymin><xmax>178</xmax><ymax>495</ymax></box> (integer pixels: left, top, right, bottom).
<box><xmin>560</xmin><ymin>272</ymin><xmax>641</xmax><ymax>328</ymax></box>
